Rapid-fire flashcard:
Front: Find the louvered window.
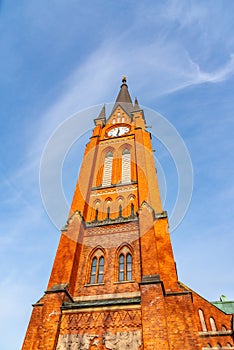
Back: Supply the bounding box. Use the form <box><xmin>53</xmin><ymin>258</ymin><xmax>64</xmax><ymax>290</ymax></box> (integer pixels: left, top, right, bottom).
<box><xmin>102</xmin><ymin>151</ymin><xmax>113</xmax><ymax>186</ymax></box>
<box><xmin>122</xmin><ymin>149</ymin><xmax>131</xmax><ymax>184</ymax></box>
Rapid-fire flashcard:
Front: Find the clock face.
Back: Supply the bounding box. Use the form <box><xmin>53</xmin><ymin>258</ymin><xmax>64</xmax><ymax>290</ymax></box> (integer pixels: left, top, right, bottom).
<box><xmin>107</xmin><ymin>126</ymin><xmax>130</xmax><ymax>137</ymax></box>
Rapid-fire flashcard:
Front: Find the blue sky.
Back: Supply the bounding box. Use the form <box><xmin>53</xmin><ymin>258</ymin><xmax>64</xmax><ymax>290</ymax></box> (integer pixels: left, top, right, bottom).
<box><xmin>1</xmin><ymin>1</ymin><xmax>234</xmax><ymax>348</ymax></box>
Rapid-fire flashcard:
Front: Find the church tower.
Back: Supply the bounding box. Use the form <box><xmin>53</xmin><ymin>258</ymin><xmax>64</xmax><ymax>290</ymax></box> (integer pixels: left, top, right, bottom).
<box><xmin>23</xmin><ymin>78</ymin><xmax>234</xmax><ymax>349</ymax></box>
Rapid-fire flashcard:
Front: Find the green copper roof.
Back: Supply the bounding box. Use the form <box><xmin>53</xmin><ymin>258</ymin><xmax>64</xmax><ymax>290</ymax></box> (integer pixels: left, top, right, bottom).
<box><xmin>212</xmin><ymin>296</ymin><xmax>234</xmax><ymax>314</ymax></box>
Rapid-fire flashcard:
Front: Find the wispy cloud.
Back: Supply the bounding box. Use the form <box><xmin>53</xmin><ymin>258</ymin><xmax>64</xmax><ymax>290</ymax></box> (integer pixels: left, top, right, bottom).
<box><xmin>34</xmin><ymin>38</ymin><xmax>234</xmax><ymax>125</ymax></box>
<box><xmin>157</xmin><ymin>53</ymin><xmax>234</xmax><ymax>95</ymax></box>
<box><xmin>162</xmin><ymin>0</ymin><xmax>208</xmax><ymax>28</ymax></box>
<box><xmin>196</xmin><ymin>54</ymin><xmax>234</xmax><ymax>83</ymax></box>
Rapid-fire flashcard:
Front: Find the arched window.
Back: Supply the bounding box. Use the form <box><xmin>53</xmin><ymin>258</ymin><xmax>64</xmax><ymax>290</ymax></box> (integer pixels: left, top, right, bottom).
<box><xmin>119</xmin><ymin>204</ymin><xmax>123</xmax><ymax>217</ymax></box>
<box><xmin>118</xmin><ymin>249</ymin><xmax>132</xmax><ymax>282</ymax></box>
<box><xmin>227</xmin><ymin>342</ymin><xmax>232</xmax><ymax>347</ymax></box>
<box><xmin>131</xmin><ymin>203</ymin><xmax>135</xmax><ymax>217</ymax></box>
<box><xmin>210</xmin><ymin>317</ymin><xmax>217</xmax><ymax>332</ymax></box>
<box><xmin>198</xmin><ymin>309</ymin><xmax>207</xmax><ymax>332</ymax></box>
<box><xmin>95</xmin><ymin>208</ymin><xmax>98</xmax><ymax>221</ymax></box>
<box><xmin>126</xmin><ymin>253</ymin><xmax>132</xmax><ymax>280</ymax></box>
<box><xmin>93</xmin><ymin>200</ymin><xmax>100</xmax><ymax>221</ymax></box>
<box><xmin>119</xmin><ymin>254</ymin><xmax>124</xmax><ymax>281</ymax></box>
<box><xmin>122</xmin><ymin>148</ymin><xmax>131</xmax><ymax>184</ymax></box>
<box><xmin>89</xmin><ymin>255</ymin><xmax>105</xmax><ymax>284</ymax></box>
<box><xmin>107</xmin><ymin>206</ymin><xmax>110</xmax><ymax>219</ymax></box>
<box><xmin>102</xmin><ymin>151</ymin><xmax>113</xmax><ymax>187</ymax></box>
<box><xmin>90</xmin><ymin>257</ymin><xmax>97</xmax><ymax>284</ymax></box>
<box><xmin>105</xmin><ymin>198</ymin><xmax>112</xmax><ymax>220</ymax></box>
<box><xmin>98</xmin><ymin>257</ymin><xmax>104</xmax><ymax>283</ymax></box>
<box><xmin>207</xmin><ymin>344</ymin><xmax>212</xmax><ymax>348</ymax></box>
<box><xmin>217</xmin><ymin>343</ymin><xmax>222</xmax><ymax>348</ymax></box>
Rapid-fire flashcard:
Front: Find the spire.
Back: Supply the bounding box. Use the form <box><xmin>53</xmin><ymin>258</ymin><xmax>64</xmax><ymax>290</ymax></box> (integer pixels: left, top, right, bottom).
<box><xmin>110</xmin><ymin>77</ymin><xmax>134</xmax><ymax>117</ymax></box>
<box><xmin>115</xmin><ymin>76</ymin><xmax>133</xmax><ymax>105</ymax></box>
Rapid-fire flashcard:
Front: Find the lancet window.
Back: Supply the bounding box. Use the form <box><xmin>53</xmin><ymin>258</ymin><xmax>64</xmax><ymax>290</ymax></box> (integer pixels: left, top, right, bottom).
<box><xmin>198</xmin><ymin>309</ymin><xmax>207</xmax><ymax>332</ymax></box>
<box><xmin>118</xmin><ymin>247</ymin><xmax>132</xmax><ymax>282</ymax></box>
<box><xmin>89</xmin><ymin>252</ymin><xmax>105</xmax><ymax>284</ymax></box>
<box><xmin>210</xmin><ymin>317</ymin><xmax>217</xmax><ymax>332</ymax></box>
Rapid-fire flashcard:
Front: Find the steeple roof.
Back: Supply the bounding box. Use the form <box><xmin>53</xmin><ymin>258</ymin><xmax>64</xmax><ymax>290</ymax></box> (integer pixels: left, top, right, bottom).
<box><xmin>115</xmin><ymin>77</ymin><xmax>133</xmax><ymax>105</ymax></box>
<box><xmin>110</xmin><ymin>77</ymin><xmax>134</xmax><ymax>116</ymax></box>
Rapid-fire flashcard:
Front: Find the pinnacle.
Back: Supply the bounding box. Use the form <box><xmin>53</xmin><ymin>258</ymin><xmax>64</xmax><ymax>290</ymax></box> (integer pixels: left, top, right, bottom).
<box><xmin>133</xmin><ymin>97</ymin><xmax>140</xmax><ymax>111</ymax></box>
<box><xmin>97</xmin><ymin>104</ymin><xmax>106</xmax><ymax>119</ymax></box>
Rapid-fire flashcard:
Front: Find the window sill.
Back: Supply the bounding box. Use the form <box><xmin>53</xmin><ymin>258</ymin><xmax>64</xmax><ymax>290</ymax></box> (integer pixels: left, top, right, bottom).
<box><xmin>114</xmin><ymin>280</ymin><xmax>135</xmax><ymax>285</ymax></box>
<box><xmin>84</xmin><ymin>283</ymin><xmax>105</xmax><ymax>287</ymax></box>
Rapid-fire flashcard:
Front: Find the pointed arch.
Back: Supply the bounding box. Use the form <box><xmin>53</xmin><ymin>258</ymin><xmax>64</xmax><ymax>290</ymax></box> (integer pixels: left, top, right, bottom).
<box><xmin>117</xmin><ymin>196</ymin><xmax>124</xmax><ymax>203</ymax></box>
<box><xmin>128</xmin><ymin>194</ymin><xmax>136</xmax><ymax>201</ymax></box>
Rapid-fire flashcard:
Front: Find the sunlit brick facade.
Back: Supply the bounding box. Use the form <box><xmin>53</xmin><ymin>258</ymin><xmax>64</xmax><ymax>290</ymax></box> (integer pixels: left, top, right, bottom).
<box><xmin>23</xmin><ymin>78</ymin><xmax>234</xmax><ymax>349</ymax></box>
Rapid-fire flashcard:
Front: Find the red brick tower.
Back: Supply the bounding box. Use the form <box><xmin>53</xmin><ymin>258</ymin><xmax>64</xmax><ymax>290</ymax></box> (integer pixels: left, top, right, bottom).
<box><xmin>23</xmin><ymin>78</ymin><xmax>234</xmax><ymax>349</ymax></box>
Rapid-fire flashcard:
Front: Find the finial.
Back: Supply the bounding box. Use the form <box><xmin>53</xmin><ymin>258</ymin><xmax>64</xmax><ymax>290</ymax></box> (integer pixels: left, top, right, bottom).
<box><xmin>122</xmin><ymin>76</ymin><xmax>127</xmax><ymax>84</ymax></box>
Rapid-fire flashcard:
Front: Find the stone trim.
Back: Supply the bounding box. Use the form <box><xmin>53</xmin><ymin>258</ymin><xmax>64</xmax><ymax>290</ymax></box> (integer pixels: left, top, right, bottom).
<box><xmin>32</xmin><ymin>302</ymin><xmax>44</xmax><ymax>307</ymax></box>
<box><xmin>202</xmin><ymin>348</ymin><xmax>234</xmax><ymax>350</ymax></box>
<box><xmin>91</xmin><ymin>181</ymin><xmax>137</xmax><ymax>191</ymax></box>
<box><xmin>45</xmin><ymin>284</ymin><xmax>73</xmax><ymax>302</ymax></box>
<box><xmin>154</xmin><ymin>210</ymin><xmax>168</xmax><ymax>219</ymax></box>
<box><xmin>62</xmin><ymin>296</ymin><xmax>141</xmax><ymax>310</ymax></box>
<box><xmin>73</xmin><ymin>291</ymin><xmax>141</xmax><ymax>302</ymax></box>
<box><xmin>114</xmin><ymin>280</ymin><xmax>135</xmax><ymax>285</ymax></box>
<box><xmin>199</xmin><ymin>330</ymin><xmax>233</xmax><ymax>337</ymax></box>
<box><xmin>140</xmin><ymin>274</ymin><xmax>161</xmax><ymax>284</ymax></box>
<box><xmin>62</xmin><ymin>304</ymin><xmax>141</xmax><ymax>313</ymax></box>
<box><xmin>85</xmin><ymin>214</ymin><xmax>138</xmax><ymax>227</ymax></box>
<box><xmin>165</xmin><ymin>290</ymin><xmax>191</xmax><ymax>297</ymax></box>
<box><xmin>84</xmin><ymin>282</ymin><xmax>105</xmax><ymax>287</ymax></box>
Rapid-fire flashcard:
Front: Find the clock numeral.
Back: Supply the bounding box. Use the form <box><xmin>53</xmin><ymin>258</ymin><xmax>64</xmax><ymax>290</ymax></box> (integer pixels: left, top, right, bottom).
<box><xmin>107</xmin><ymin>126</ymin><xmax>130</xmax><ymax>137</ymax></box>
